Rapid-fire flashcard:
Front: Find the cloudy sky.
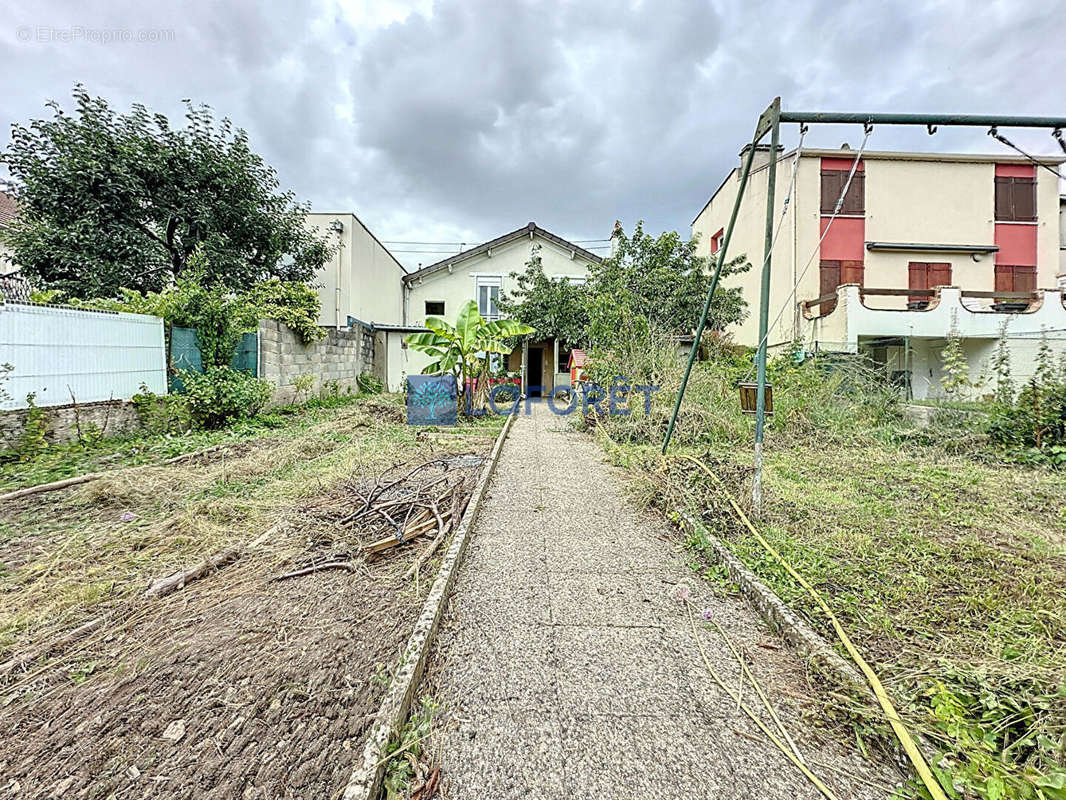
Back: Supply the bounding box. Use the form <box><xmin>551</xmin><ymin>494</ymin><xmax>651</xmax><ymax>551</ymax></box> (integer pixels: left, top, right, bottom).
<box><xmin>2</xmin><ymin>0</ymin><xmax>1063</xmax><ymax>269</ymax></box>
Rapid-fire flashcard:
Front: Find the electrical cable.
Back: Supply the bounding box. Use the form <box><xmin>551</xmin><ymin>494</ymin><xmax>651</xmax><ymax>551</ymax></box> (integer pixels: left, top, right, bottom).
<box><xmin>988</xmin><ymin>127</ymin><xmax>1064</xmax><ymax>181</ymax></box>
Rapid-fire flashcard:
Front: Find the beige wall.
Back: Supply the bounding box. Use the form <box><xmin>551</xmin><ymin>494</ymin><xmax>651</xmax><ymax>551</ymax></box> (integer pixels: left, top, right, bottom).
<box><xmin>693</xmin><ymin>152</ymin><xmax>1064</xmax><ymax>348</ymax></box>
<box><xmin>1059</xmin><ymin>198</ymin><xmax>1066</xmax><ymax>281</ymax></box>
<box><xmin>405</xmin><ymin>232</ymin><xmax>596</xmax><ymax>329</ymax></box>
<box><xmin>307</xmin><ymin>213</ymin><xmax>406</xmax><ymax>328</ymax></box>
<box><xmin>692</xmin><ymin>154</ymin><xmax>813</xmax><ymax>349</ymax></box>
<box><xmin>0</xmin><ymin>240</ymin><xmax>16</xmax><ymax>276</ymax></box>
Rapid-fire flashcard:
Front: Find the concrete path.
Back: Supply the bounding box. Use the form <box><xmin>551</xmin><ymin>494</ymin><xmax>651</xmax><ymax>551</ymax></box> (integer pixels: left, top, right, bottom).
<box><xmin>423</xmin><ymin>404</ymin><xmax>898</xmax><ymax>799</ymax></box>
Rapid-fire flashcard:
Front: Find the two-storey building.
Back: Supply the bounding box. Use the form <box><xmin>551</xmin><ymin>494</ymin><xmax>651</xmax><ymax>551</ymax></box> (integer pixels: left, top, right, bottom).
<box><xmin>693</xmin><ymin>146</ymin><xmax>1066</xmax><ymax>399</ymax></box>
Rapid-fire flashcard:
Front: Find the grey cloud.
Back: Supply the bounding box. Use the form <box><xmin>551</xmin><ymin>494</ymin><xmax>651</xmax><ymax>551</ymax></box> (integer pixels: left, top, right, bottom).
<box><xmin>1</xmin><ymin>0</ymin><xmax>1063</xmax><ymax>269</ymax></box>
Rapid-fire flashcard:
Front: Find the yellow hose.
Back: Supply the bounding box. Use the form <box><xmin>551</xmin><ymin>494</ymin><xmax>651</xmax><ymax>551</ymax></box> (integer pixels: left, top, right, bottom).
<box><xmin>685</xmin><ymin>601</ymin><xmax>839</xmax><ymax>800</ymax></box>
<box><xmin>679</xmin><ymin>454</ymin><xmax>947</xmax><ymax>800</ymax></box>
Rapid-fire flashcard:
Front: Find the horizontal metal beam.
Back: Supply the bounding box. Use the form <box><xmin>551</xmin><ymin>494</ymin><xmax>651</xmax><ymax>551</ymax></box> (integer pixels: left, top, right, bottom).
<box><xmin>780</xmin><ymin>111</ymin><xmax>1066</xmax><ymax>129</ymax></box>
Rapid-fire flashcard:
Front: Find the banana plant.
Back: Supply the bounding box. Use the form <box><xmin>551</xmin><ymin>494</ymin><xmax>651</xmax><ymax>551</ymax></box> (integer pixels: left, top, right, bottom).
<box><xmin>405</xmin><ymin>300</ymin><xmax>534</xmax><ymax>413</ymax></box>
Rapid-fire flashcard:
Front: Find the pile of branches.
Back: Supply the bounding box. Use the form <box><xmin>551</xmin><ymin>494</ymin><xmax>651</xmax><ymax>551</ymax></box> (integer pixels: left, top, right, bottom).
<box><xmin>344</xmin><ymin>457</ymin><xmax>474</xmax><ymax>559</ymax></box>
<box><xmin>279</xmin><ymin>456</ymin><xmax>482</xmax><ymax>582</ymax></box>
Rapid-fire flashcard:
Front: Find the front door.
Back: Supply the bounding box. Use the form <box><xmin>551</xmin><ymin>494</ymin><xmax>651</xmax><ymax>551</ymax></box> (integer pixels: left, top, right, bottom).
<box><xmin>527</xmin><ymin>348</ymin><xmax>543</xmax><ymax>396</ymax></box>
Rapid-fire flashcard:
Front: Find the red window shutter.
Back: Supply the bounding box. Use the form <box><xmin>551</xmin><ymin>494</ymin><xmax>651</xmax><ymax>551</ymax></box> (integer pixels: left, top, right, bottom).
<box><xmin>908</xmin><ymin>262</ymin><xmax>928</xmax><ymax>303</ymax></box>
<box><xmin>842</xmin><ymin>260</ymin><xmax>864</xmax><ymax>286</ymax></box>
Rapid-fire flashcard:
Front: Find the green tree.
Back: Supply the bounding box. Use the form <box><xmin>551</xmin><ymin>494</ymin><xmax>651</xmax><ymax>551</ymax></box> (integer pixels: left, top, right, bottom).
<box><xmin>0</xmin><ymin>86</ymin><xmax>331</xmax><ymax>298</ymax></box>
<box><xmin>405</xmin><ymin>301</ymin><xmax>533</xmax><ymax>414</ymax></box>
<box><xmin>497</xmin><ymin>245</ymin><xmax>589</xmax><ymax>347</ymax></box>
<box><xmin>585</xmin><ymin>221</ymin><xmax>750</xmax><ymax>348</ymax></box>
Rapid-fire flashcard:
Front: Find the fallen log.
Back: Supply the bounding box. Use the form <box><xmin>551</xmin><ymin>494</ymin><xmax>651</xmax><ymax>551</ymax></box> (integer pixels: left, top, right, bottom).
<box><xmin>0</xmin><ymin>616</ymin><xmax>106</xmax><ymax>677</ymax></box>
<box><xmin>0</xmin><ymin>442</ymin><xmax>234</xmax><ymax>503</ymax></box>
<box><xmin>145</xmin><ymin>546</ymin><xmax>241</xmax><ymax>598</ymax></box>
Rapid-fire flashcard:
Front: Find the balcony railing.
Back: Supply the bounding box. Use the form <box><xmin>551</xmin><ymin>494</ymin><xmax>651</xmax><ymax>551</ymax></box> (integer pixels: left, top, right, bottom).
<box><xmin>802</xmin><ymin>287</ymin><xmax>1040</xmax><ymax>313</ymax></box>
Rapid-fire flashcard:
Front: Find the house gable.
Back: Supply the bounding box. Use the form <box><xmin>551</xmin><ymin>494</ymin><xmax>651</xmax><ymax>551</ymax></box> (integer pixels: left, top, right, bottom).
<box><xmin>405</xmin><ymin>225</ymin><xmax>600</xmax><ymax>328</ymax></box>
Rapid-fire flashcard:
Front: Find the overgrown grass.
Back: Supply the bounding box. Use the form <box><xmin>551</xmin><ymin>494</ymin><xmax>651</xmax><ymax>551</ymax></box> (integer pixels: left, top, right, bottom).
<box><xmin>592</xmin><ymin>345</ymin><xmax>1066</xmax><ymax>800</ymax></box>
<box><xmin>0</xmin><ymin>395</ymin><xmax>504</xmax><ymax>667</ymax></box>
<box><xmin>0</xmin><ymin>391</ymin><xmax>372</xmax><ymax>490</ymax></box>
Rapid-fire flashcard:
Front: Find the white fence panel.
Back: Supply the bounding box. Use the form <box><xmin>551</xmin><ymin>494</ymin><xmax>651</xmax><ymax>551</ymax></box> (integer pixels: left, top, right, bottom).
<box><xmin>0</xmin><ymin>303</ymin><xmax>167</xmax><ymax>410</ymax></box>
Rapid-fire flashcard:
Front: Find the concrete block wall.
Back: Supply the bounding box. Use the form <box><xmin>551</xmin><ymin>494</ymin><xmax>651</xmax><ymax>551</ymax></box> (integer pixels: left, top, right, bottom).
<box><xmin>0</xmin><ymin>399</ymin><xmax>142</xmax><ymax>448</ymax></box>
<box><xmin>258</xmin><ymin>320</ymin><xmax>375</xmax><ymax>405</ymax></box>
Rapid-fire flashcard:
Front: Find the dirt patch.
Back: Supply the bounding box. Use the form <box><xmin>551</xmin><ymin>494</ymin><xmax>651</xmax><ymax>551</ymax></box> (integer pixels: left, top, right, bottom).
<box><xmin>0</xmin><ymin>555</ymin><xmax>419</xmax><ymax>799</ymax></box>
<box><xmin>0</xmin><ymin>403</ymin><xmax>503</xmax><ymax>798</ymax></box>
<box><xmin>363</xmin><ymin>401</ymin><xmax>406</xmax><ymax>425</ymax></box>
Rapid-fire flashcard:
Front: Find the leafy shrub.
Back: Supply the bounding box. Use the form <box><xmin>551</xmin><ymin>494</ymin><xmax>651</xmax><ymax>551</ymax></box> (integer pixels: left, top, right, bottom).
<box><xmin>248</xmin><ymin>279</ymin><xmax>325</xmax><ymax>344</ymax></box>
<box><xmin>357</xmin><ymin>373</ymin><xmax>384</xmax><ymax>395</ymax></box>
<box><xmin>131</xmin><ymin>384</ymin><xmax>193</xmax><ymax>435</ymax></box>
<box><xmin>7</xmin><ymin>393</ymin><xmax>49</xmax><ymax>462</ymax></box>
<box><xmin>290</xmin><ymin>374</ymin><xmax>314</xmax><ymax>404</ymax></box>
<box><xmin>180</xmin><ymin>367</ymin><xmax>273</xmax><ymax>429</ymax></box>
<box><xmin>986</xmin><ymin>334</ymin><xmax>1066</xmax><ymax>463</ymax></box>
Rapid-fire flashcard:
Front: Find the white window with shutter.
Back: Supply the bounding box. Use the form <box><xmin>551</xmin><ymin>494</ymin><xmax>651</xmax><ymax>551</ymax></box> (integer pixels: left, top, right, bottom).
<box><xmin>476</xmin><ymin>276</ymin><xmax>502</xmax><ymax>320</ymax></box>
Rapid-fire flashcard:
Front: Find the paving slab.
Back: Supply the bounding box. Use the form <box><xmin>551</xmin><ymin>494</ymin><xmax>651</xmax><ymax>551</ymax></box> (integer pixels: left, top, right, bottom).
<box><xmin>424</xmin><ymin>404</ymin><xmax>901</xmax><ymax>799</ymax></box>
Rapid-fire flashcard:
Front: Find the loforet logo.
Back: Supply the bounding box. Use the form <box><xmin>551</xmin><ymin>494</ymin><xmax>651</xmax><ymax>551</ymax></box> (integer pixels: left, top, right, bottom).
<box><xmin>406</xmin><ymin>375</ymin><xmax>458</xmax><ymax>426</ymax></box>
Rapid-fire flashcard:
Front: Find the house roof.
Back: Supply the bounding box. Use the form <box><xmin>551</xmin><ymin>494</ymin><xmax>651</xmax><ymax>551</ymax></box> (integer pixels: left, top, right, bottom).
<box><xmin>0</xmin><ymin>190</ymin><xmax>18</xmax><ymax>229</ymax></box>
<box><xmin>568</xmin><ymin>349</ymin><xmax>587</xmax><ymax>368</ymax></box>
<box><xmin>402</xmin><ymin>222</ymin><xmax>603</xmax><ymax>285</ymax></box>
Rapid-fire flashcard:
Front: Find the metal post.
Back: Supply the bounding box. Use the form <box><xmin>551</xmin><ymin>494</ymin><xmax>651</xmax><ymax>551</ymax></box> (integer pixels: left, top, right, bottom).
<box><xmin>752</xmin><ymin>100</ymin><xmax>781</xmax><ymax>518</ymax></box>
<box><xmin>662</xmin><ymin>99</ymin><xmax>780</xmax><ymax>454</ymax></box>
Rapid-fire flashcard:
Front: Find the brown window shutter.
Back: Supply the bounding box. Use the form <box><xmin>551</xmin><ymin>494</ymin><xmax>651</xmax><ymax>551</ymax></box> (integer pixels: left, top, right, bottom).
<box><xmin>843</xmin><ymin>172</ymin><xmax>865</xmax><ymax>214</ymax></box>
<box><xmin>929</xmin><ymin>262</ymin><xmax>952</xmax><ymax>288</ymax></box>
<box><xmin>994</xmin><ymin>177</ymin><xmax>1013</xmax><ymax>221</ymax></box>
<box><xmin>994</xmin><ymin>264</ymin><xmax>1014</xmax><ymax>293</ymax></box>
<box><xmin>819</xmin><ymin>260</ymin><xmax>841</xmax><ymax>313</ymax></box>
<box><xmin>842</xmin><ymin>260</ymin><xmax>864</xmax><ymax>286</ymax></box>
<box><xmin>820</xmin><ymin>171</ymin><xmax>840</xmax><ymax>214</ymax></box>
<box><xmin>1012</xmin><ymin>177</ymin><xmax>1036</xmax><ymax>221</ymax></box>
<box><xmin>1014</xmin><ymin>265</ymin><xmax>1036</xmax><ymax>293</ymax></box>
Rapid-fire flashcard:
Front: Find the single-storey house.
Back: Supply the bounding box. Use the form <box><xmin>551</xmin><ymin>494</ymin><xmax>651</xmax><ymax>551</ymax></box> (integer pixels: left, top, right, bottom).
<box><xmin>377</xmin><ymin>222</ymin><xmax>602</xmax><ymax>394</ymax></box>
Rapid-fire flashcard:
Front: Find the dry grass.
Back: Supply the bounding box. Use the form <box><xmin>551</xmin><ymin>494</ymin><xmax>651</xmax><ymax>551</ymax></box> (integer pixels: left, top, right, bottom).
<box><xmin>0</xmin><ymin>399</ymin><xmax>502</xmax><ymax>665</ymax></box>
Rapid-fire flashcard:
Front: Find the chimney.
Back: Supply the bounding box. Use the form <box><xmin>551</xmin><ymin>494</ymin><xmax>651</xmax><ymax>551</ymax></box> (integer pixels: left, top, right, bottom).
<box><xmin>738</xmin><ymin>142</ymin><xmax>785</xmax><ymax>171</ymax></box>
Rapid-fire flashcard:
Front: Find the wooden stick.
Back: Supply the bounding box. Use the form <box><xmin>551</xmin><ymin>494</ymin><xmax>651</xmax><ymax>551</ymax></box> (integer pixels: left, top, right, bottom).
<box><xmin>0</xmin><ymin>442</ymin><xmax>234</xmax><ymax>503</ymax></box>
<box><xmin>145</xmin><ymin>546</ymin><xmax>241</xmax><ymax>598</ymax></box>
<box><xmin>273</xmin><ymin>561</ymin><xmax>359</xmax><ymax>581</ymax></box>
<box><xmin>403</xmin><ymin>500</ymin><xmax>450</xmax><ymax>581</ymax></box>
<box><xmin>0</xmin><ymin>616</ymin><xmax>105</xmax><ymax>677</ymax></box>
<box><xmin>364</xmin><ymin>511</ymin><xmax>451</xmax><ymax>554</ymax></box>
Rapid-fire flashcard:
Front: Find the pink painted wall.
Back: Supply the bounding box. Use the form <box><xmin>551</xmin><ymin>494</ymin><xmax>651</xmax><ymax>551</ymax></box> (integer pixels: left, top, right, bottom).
<box><xmin>994</xmin><ymin>163</ymin><xmax>1035</xmax><ymax>178</ymax></box>
<box><xmin>821</xmin><ymin>157</ymin><xmax>865</xmax><ymax>172</ymax></box>
<box><xmin>819</xmin><ymin>217</ymin><xmax>865</xmax><ymax>260</ymax></box>
<box><xmin>994</xmin><ymin>223</ymin><xmax>1037</xmax><ymax>266</ymax></box>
